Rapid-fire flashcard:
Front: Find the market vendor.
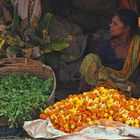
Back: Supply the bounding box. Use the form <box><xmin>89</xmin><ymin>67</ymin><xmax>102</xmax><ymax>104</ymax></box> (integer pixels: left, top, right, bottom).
<box><xmin>79</xmin><ymin>9</ymin><xmax>140</xmax><ymax>97</ymax></box>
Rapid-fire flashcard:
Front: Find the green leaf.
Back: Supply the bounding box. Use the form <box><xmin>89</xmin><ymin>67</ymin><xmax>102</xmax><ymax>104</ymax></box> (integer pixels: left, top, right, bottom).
<box><xmin>29</xmin><ymin>33</ymin><xmax>46</xmax><ymax>47</ymax></box>
<box><xmin>35</xmin><ymin>13</ymin><xmax>53</xmax><ymax>37</ymax></box>
<box><xmin>40</xmin><ymin>13</ymin><xmax>53</xmax><ymax>30</ymax></box>
<box><xmin>7</xmin><ymin>36</ymin><xmax>32</xmax><ymax>48</ymax></box>
<box><xmin>0</xmin><ymin>39</ymin><xmax>5</xmax><ymax>49</ymax></box>
<box><xmin>39</xmin><ymin>52</ymin><xmax>61</xmax><ymax>68</ymax></box>
<box><xmin>11</xmin><ymin>5</ymin><xmax>20</xmax><ymax>33</ymax></box>
<box><xmin>44</xmin><ymin>42</ymin><xmax>69</xmax><ymax>53</ymax></box>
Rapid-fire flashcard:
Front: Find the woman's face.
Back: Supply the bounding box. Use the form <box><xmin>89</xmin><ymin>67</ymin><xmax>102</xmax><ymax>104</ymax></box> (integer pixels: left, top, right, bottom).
<box><xmin>109</xmin><ymin>15</ymin><xmax>128</xmax><ymax>37</ymax></box>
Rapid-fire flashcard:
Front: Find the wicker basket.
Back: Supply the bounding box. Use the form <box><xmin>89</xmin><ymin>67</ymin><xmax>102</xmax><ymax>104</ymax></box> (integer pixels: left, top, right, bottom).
<box><xmin>0</xmin><ymin>57</ymin><xmax>56</xmax><ymax>127</ymax></box>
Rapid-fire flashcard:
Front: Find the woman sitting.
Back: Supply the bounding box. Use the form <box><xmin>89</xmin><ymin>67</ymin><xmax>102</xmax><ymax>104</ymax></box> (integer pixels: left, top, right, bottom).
<box><xmin>79</xmin><ymin>9</ymin><xmax>140</xmax><ymax>97</ymax></box>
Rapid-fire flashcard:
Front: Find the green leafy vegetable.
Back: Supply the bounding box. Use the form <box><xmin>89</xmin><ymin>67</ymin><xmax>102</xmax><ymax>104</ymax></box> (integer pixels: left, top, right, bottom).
<box><xmin>0</xmin><ymin>73</ymin><xmax>53</xmax><ymax>128</ymax></box>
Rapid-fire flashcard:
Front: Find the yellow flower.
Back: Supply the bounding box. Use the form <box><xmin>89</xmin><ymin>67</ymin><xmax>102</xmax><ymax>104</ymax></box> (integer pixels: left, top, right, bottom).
<box><xmin>89</xmin><ymin>121</ymin><xmax>94</xmax><ymax>125</ymax></box>
<box><xmin>65</xmin><ymin>115</ymin><xmax>70</xmax><ymax>120</ymax></box>
<box><xmin>64</xmin><ymin>124</ymin><xmax>70</xmax><ymax>129</ymax></box>
<box><xmin>135</xmin><ymin>123</ymin><xmax>139</xmax><ymax>128</ymax></box>
<box><xmin>92</xmin><ymin>90</ymin><xmax>99</xmax><ymax>95</ymax></box>
<box><xmin>129</xmin><ymin>105</ymin><xmax>134</xmax><ymax>111</ymax></box>
<box><xmin>61</xmin><ymin>115</ymin><xmax>65</xmax><ymax>119</ymax></box>
<box><xmin>73</xmin><ymin>97</ymin><xmax>79</xmax><ymax>103</ymax></box>
<box><xmin>54</xmin><ymin>102</ymin><xmax>61</xmax><ymax>107</ymax></box>
<box><xmin>60</xmin><ymin>110</ymin><xmax>65</xmax><ymax>114</ymax></box>
<box><xmin>109</xmin><ymin>116</ymin><xmax>113</xmax><ymax>120</ymax></box>
<box><xmin>134</xmin><ymin>119</ymin><xmax>139</xmax><ymax>124</ymax></box>
<box><xmin>125</xmin><ymin>120</ymin><xmax>131</xmax><ymax>125</ymax></box>
<box><xmin>130</xmin><ymin>120</ymin><xmax>134</xmax><ymax>126</ymax></box>
<box><xmin>70</xmin><ymin>108</ymin><xmax>76</xmax><ymax>113</ymax></box>
<box><xmin>122</xmin><ymin>113</ymin><xmax>127</xmax><ymax>118</ymax></box>
<box><xmin>108</xmin><ymin>98</ymin><xmax>114</xmax><ymax>103</ymax></box>
<box><xmin>83</xmin><ymin>92</ymin><xmax>87</xmax><ymax>96</ymax></box>
<box><xmin>103</xmin><ymin>105</ymin><xmax>107</xmax><ymax>109</ymax></box>
<box><xmin>94</xmin><ymin>98</ymin><xmax>99</xmax><ymax>103</ymax></box>
<box><xmin>87</xmin><ymin>106</ymin><xmax>91</xmax><ymax>110</ymax></box>
<box><xmin>50</xmin><ymin>114</ymin><xmax>56</xmax><ymax>120</ymax></box>
<box><xmin>101</xmin><ymin>96</ymin><xmax>107</xmax><ymax>100</ymax></box>
<box><xmin>77</xmin><ymin>100</ymin><xmax>84</xmax><ymax>106</ymax></box>
<box><xmin>86</xmin><ymin>118</ymin><xmax>91</xmax><ymax>122</ymax></box>
<box><xmin>44</xmin><ymin>109</ymin><xmax>49</xmax><ymax>114</ymax></box>
<box><xmin>104</xmin><ymin>113</ymin><xmax>108</xmax><ymax>118</ymax></box>
<box><xmin>107</xmin><ymin>104</ymin><xmax>112</xmax><ymax>108</ymax></box>
<box><xmin>71</xmin><ymin>124</ymin><xmax>76</xmax><ymax>129</ymax></box>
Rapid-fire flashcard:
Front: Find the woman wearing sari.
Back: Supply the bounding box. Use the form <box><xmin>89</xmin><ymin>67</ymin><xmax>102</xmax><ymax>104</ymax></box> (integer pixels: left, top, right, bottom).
<box><xmin>79</xmin><ymin>9</ymin><xmax>140</xmax><ymax>97</ymax></box>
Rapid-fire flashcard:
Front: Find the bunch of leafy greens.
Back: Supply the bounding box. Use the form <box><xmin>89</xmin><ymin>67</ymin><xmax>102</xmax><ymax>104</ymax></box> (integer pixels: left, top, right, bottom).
<box><xmin>2</xmin><ymin>12</ymin><xmax>70</xmax><ymax>69</ymax></box>
<box><xmin>0</xmin><ymin>73</ymin><xmax>53</xmax><ymax>128</ymax></box>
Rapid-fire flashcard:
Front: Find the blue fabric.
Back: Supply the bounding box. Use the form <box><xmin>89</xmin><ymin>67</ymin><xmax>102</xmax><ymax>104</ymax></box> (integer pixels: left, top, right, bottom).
<box><xmin>97</xmin><ymin>40</ymin><xmax>125</xmax><ymax>70</ymax></box>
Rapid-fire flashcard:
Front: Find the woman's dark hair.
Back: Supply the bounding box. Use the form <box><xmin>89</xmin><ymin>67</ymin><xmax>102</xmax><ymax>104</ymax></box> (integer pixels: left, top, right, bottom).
<box><xmin>114</xmin><ymin>9</ymin><xmax>138</xmax><ymax>35</ymax></box>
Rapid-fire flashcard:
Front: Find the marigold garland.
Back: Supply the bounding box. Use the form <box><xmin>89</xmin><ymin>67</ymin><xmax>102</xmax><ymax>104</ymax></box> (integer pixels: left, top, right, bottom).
<box><xmin>40</xmin><ymin>87</ymin><xmax>140</xmax><ymax>133</ymax></box>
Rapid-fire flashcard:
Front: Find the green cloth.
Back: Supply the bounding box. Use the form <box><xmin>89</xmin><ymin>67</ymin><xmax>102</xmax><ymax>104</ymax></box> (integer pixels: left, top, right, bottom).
<box><xmin>80</xmin><ymin>53</ymin><xmax>108</xmax><ymax>85</ymax></box>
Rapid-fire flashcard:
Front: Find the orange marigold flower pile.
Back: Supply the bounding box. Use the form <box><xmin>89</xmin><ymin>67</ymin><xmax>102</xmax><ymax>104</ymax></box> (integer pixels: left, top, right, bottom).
<box><xmin>40</xmin><ymin>87</ymin><xmax>140</xmax><ymax>133</ymax></box>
